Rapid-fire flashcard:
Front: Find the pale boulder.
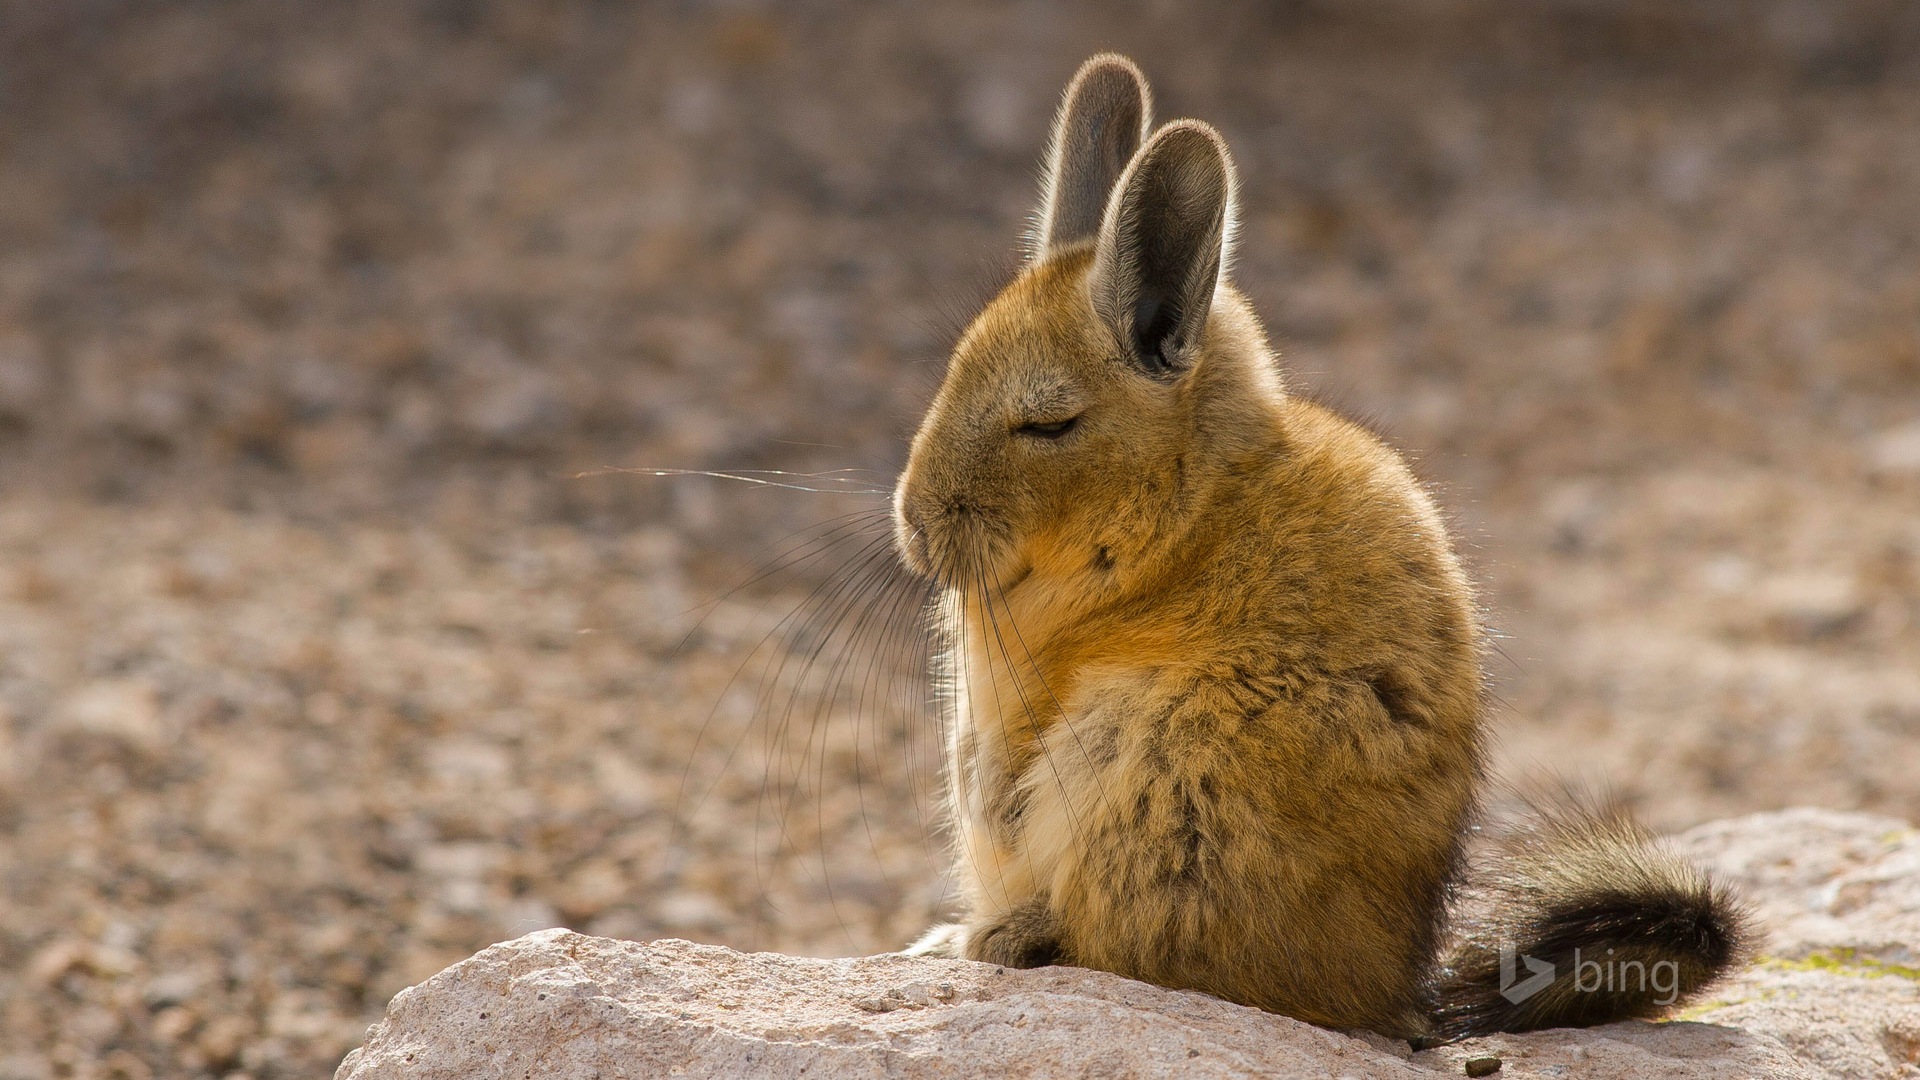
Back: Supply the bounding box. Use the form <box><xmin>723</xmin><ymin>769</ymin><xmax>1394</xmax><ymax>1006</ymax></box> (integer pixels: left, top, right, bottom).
<box><xmin>338</xmin><ymin>810</ymin><xmax>1920</xmax><ymax>1079</ymax></box>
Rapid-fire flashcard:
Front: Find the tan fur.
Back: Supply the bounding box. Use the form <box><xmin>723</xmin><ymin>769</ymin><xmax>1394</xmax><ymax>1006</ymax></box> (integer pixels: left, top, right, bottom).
<box><xmin>893</xmin><ymin>55</ymin><xmax>1744</xmax><ymax>1041</ymax></box>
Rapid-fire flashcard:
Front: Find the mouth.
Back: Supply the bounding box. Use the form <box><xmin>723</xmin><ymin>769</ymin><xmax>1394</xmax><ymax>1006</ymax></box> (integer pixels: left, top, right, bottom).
<box><xmin>897</xmin><ymin>520</ymin><xmax>933</xmax><ymax>576</ymax></box>
<box><xmin>893</xmin><ymin>510</ymin><xmax>1029</xmax><ymax>594</ymax></box>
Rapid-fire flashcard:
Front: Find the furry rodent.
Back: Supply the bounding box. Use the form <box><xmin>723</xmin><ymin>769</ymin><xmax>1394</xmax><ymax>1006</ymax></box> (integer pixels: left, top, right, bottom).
<box><xmin>890</xmin><ymin>54</ymin><xmax>1748</xmax><ymax>1042</ymax></box>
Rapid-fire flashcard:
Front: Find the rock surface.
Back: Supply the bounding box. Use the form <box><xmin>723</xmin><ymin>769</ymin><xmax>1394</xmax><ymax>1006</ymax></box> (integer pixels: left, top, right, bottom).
<box><xmin>1674</xmin><ymin>808</ymin><xmax>1920</xmax><ymax>1079</ymax></box>
<box><xmin>338</xmin><ymin>810</ymin><xmax>1920</xmax><ymax>1079</ymax></box>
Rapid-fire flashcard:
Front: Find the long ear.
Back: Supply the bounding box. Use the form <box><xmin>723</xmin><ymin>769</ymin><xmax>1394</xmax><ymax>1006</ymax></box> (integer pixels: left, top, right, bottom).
<box><xmin>1031</xmin><ymin>54</ymin><xmax>1153</xmax><ymax>261</ymax></box>
<box><xmin>1090</xmin><ymin>120</ymin><xmax>1236</xmax><ymax>376</ymax></box>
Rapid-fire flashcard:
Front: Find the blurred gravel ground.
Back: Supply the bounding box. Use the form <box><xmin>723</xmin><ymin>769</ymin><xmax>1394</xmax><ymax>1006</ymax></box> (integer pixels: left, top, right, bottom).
<box><xmin>2</xmin><ymin>2</ymin><xmax>1919</xmax><ymax>1077</ymax></box>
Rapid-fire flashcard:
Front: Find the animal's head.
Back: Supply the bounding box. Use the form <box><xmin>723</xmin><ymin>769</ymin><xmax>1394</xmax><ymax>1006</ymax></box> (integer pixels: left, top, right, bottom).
<box><xmin>894</xmin><ymin>55</ymin><xmax>1264</xmax><ymax>596</ymax></box>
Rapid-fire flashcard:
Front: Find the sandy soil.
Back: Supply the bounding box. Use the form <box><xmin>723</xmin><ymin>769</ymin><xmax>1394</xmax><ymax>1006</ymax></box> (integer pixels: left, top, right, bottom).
<box><xmin>2</xmin><ymin>2</ymin><xmax>1918</xmax><ymax>1077</ymax></box>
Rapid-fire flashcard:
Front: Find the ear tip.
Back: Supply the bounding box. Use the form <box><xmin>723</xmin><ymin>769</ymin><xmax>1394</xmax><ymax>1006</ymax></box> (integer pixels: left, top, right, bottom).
<box><xmin>1146</xmin><ymin>119</ymin><xmax>1228</xmax><ymax>153</ymax></box>
<box><xmin>1139</xmin><ymin>121</ymin><xmax>1235</xmax><ymax>183</ymax></box>
<box><xmin>1074</xmin><ymin>52</ymin><xmax>1147</xmax><ymax>82</ymax></box>
<box><xmin>1063</xmin><ymin>53</ymin><xmax>1152</xmax><ymax>124</ymax></box>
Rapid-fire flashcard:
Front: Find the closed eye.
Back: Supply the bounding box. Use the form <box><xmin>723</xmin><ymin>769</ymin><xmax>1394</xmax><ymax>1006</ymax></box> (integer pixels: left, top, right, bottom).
<box><xmin>1015</xmin><ymin>415</ymin><xmax>1080</xmax><ymax>439</ymax></box>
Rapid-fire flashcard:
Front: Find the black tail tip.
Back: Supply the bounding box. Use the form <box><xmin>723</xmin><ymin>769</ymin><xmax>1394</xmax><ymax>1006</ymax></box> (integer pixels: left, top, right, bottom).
<box><xmin>1426</xmin><ymin>876</ymin><xmax>1753</xmax><ymax>1042</ymax></box>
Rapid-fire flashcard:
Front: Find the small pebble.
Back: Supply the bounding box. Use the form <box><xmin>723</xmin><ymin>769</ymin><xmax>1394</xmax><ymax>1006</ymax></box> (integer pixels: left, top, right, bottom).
<box><xmin>1465</xmin><ymin>1056</ymin><xmax>1502</xmax><ymax>1077</ymax></box>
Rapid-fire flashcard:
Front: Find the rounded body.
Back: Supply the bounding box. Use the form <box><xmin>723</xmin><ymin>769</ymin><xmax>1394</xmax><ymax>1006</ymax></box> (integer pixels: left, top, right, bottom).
<box><xmin>930</xmin><ymin>331</ymin><xmax>1481</xmax><ymax>1034</ymax></box>
<box><xmin>895</xmin><ymin>55</ymin><xmax>1745</xmax><ymax>1041</ymax></box>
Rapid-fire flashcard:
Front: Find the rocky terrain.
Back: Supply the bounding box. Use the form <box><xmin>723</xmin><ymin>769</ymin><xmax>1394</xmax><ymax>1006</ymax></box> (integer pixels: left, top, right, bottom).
<box><xmin>335</xmin><ymin>810</ymin><xmax>1920</xmax><ymax>1078</ymax></box>
<box><xmin>2</xmin><ymin>2</ymin><xmax>1918</xmax><ymax>1077</ymax></box>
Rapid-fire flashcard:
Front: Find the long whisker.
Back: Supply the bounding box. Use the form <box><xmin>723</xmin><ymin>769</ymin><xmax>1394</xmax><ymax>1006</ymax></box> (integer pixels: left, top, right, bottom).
<box><xmin>985</xmin><ymin>577</ymin><xmax>1118</xmax><ymax>823</ymax></box>
<box><xmin>974</xmin><ymin>567</ymin><xmax>1088</xmax><ymax>859</ymax></box>
<box><xmin>888</xmin><ymin>564</ymin><xmax>948</xmax><ymax>907</ymax></box>
<box><xmin>803</xmin><ymin>540</ymin><xmax>936</xmax><ymax>945</ymax></box>
<box><xmin>633</xmin><ymin>464</ymin><xmax>941</xmax><ymax>953</ymax></box>
<box><xmin>673</xmin><ymin>509</ymin><xmax>897</xmax><ymax>825</ymax></box>
<box><xmin>740</xmin><ymin>529</ymin><xmax>899</xmax><ymax>943</ymax></box>
<box><xmin>904</xmin><ymin>531</ymin><xmax>967</xmax><ymax>920</ymax></box>
<box><xmin>949</xmin><ymin>558</ymin><xmax>1017</xmax><ymax>916</ymax></box>
<box><xmin>675</xmin><ymin>507</ymin><xmax>899</xmax><ymax>622</ymax></box>
<box><xmin>788</xmin><ymin>540</ymin><xmax>917</xmax><ymax>948</ymax></box>
<box><xmin>975</xmin><ymin>572</ymin><xmax>1082</xmax><ymax>841</ymax></box>
<box><xmin>754</xmin><ymin>529</ymin><xmax>935</xmax><ymax>947</ymax></box>
<box><xmin>756</xmin><ymin>533</ymin><xmax>901</xmax><ymax>879</ymax></box>
<box><xmin>846</xmin><ymin>552</ymin><xmax>938</xmax><ymax>913</ymax></box>
<box><xmin>672</xmin><ymin>517</ymin><xmax>898</xmax><ymax>946</ymax></box>
<box><xmin>924</xmin><ymin>571</ymin><xmax>966</xmax><ymax>918</ymax></box>
<box><xmin>573</xmin><ymin>466</ymin><xmax>893</xmax><ymax>495</ymax></box>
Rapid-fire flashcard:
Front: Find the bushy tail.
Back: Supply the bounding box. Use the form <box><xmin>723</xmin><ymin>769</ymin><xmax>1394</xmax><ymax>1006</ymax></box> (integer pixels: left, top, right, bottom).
<box><xmin>1424</xmin><ymin>801</ymin><xmax>1752</xmax><ymax>1043</ymax></box>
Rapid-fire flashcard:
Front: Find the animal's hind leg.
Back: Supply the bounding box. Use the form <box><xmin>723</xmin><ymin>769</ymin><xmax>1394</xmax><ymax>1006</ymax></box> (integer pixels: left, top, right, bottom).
<box><xmin>964</xmin><ymin>896</ymin><xmax>1061</xmax><ymax>968</ymax></box>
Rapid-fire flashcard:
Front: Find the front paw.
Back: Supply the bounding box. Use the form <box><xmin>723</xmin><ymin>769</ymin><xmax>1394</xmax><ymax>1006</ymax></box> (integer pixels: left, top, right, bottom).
<box><xmin>964</xmin><ymin>901</ymin><xmax>1061</xmax><ymax>969</ymax></box>
<box><xmin>900</xmin><ymin>922</ymin><xmax>967</xmax><ymax>958</ymax></box>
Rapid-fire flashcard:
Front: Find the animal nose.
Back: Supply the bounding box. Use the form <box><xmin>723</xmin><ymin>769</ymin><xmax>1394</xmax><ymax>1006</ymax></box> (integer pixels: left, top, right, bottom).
<box><xmin>942</xmin><ymin>498</ymin><xmax>974</xmax><ymax>519</ymax></box>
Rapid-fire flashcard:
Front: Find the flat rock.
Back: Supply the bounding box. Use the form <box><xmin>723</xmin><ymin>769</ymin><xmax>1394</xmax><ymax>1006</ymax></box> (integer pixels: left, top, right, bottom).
<box><xmin>1671</xmin><ymin>806</ymin><xmax>1920</xmax><ymax>963</ymax></box>
<box><xmin>333</xmin><ymin>933</ymin><xmax>1429</xmax><ymax>1079</ymax></box>
<box><xmin>1671</xmin><ymin>808</ymin><xmax>1920</xmax><ymax>1078</ymax></box>
<box><xmin>338</xmin><ymin>810</ymin><xmax>1920</xmax><ymax>1079</ymax></box>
